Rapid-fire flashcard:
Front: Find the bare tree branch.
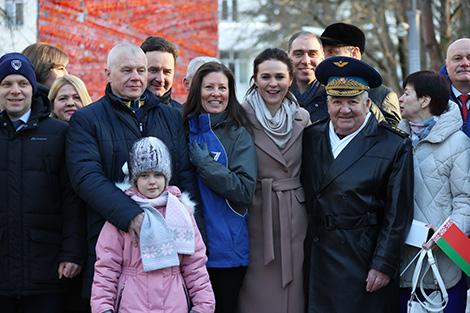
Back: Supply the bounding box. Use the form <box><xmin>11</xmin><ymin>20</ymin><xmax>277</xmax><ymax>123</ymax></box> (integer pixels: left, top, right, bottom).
<box><xmin>240</xmin><ymin>0</ymin><xmax>468</xmax><ymax>88</ymax></box>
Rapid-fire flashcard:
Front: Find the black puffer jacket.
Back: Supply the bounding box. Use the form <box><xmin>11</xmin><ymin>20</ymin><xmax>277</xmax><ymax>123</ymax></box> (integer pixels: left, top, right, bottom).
<box><xmin>66</xmin><ymin>85</ymin><xmax>199</xmax><ymax>296</ymax></box>
<box><xmin>0</xmin><ymin>93</ymin><xmax>85</xmax><ymax>296</ymax></box>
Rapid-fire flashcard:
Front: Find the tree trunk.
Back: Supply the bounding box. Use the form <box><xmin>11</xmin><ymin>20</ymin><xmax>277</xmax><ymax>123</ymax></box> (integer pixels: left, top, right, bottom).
<box><xmin>439</xmin><ymin>0</ymin><xmax>451</xmax><ymax>57</ymax></box>
<box><xmin>421</xmin><ymin>0</ymin><xmax>443</xmax><ymax>71</ymax></box>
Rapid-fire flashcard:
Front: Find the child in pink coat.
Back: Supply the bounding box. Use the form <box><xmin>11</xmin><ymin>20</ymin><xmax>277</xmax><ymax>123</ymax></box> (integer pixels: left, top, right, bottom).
<box><xmin>91</xmin><ymin>137</ymin><xmax>215</xmax><ymax>313</ymax></box>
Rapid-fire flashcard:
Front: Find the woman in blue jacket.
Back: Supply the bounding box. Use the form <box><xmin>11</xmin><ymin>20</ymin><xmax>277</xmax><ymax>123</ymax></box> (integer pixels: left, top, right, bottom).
<box><xmin>183</xmin><ymin>62</ymin><xmax>257</xmax><ymax>313</ymax></box>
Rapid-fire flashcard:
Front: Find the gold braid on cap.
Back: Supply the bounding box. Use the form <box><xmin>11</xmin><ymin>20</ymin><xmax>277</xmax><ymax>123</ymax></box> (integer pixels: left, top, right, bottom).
<box><xmin>325</xmin><ymin>77</ymin><xmax>370</xmax><ymax>97</ymax></box>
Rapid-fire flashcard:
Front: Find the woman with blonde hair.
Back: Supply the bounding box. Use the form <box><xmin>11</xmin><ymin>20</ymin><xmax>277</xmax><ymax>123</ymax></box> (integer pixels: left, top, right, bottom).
<box><xmin>49</xmin><ymin>74</ymin><xmax>92</xmax><ymax>313</ymax></box>
<box><xmin>48</xmin><ymin>75</ymin><xmax>92</xmax><ymax>122</ymax></box>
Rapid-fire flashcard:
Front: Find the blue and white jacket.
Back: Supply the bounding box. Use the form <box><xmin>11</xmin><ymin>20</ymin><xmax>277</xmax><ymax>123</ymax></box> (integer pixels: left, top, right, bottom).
<box><xmin>189</xmin><ymin>112</ymin><xmax>257</xmax><ymax>267</ymax></box>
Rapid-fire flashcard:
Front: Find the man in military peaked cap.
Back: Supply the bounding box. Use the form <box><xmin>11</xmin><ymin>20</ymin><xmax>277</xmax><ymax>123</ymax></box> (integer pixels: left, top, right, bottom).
<box><xmin>320</xmin><ymin>22</ymin><xmax>402</xmax><ymax>127</ymax></box>
<box><xmin>301</xmin><ymin>56</ymin><xmax>414</xmax><ymax>313</ymax></box>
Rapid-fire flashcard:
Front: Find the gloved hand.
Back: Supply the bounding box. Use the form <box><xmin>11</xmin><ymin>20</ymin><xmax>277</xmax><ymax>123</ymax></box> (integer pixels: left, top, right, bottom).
<box><xmin>189</xmin><ymin>141</ymin><xmax>211</xmax><ymax>167</ymax></box>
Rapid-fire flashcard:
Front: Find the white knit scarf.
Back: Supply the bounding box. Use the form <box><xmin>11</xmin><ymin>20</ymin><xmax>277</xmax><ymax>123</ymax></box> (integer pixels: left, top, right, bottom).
<box><xmin>246</xmin><ymin>90</ymin><xmax>299</xmax><ymax>149</ymax></box>
<box><xmin>126</xmin><ymin>187</ymin><xmax>195</xmax><ymax>272</ymax></box>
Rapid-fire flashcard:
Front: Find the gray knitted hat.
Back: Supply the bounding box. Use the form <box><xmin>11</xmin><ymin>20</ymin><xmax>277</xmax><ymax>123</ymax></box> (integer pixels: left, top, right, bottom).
<box><xmin>128</xmin><ymin>137</ymin><xmax>172</xmax><ymax>185</ymax></box>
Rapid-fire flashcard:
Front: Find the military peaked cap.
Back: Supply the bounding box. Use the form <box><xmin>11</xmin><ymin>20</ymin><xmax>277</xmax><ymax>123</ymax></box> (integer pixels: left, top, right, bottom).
<box><xmin>315</xmin><ymin>56</ymin><xmax>382</xmax><ymax>97</ymax></box>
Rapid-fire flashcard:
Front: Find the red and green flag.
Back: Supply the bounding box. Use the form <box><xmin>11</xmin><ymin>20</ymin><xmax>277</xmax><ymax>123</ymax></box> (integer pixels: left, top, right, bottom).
<box><xmin>431</xmin><ymin>218</ymin><xmax>470</xmax><ymax>276</ymax></box>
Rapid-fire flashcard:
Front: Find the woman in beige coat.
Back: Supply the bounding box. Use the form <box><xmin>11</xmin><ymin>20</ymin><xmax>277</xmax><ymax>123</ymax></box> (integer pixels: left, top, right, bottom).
<box><xmin>238</xmin><ymin>48</ymin><xmax>310</xmax><ymax>313</ymax></box>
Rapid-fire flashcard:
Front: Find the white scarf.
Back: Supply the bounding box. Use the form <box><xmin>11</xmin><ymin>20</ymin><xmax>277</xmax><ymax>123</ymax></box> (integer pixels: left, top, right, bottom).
<box><xmin>246</xmin><ymin>90</ymin><xmax>299</xmax><ymax>149</ymax></box>
<box><xmin>127</xmin><ymin>187</ymin><xmax>195</xmax><ymax>272</ymax></box>
<box><xmin>329</xmin><ymin>112</ymin><xmax>371</xmax><ymax>159</ymax></box>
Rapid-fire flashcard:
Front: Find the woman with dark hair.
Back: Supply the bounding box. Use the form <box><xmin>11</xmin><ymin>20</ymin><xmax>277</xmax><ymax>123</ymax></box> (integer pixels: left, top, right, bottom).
<box><xmin>238</xmin><ymin>48</ymin><xmax>310</xmax><ymax>313</ymax></box>
<box><xmin>398</xmin><ymin>70</ymin><xmax>470</xmax><ymax>313</ymax></box>
<box><xmin>183</xmin><ymin>62</ymin><xmax>257</xmax><ymax>313</ymax></box>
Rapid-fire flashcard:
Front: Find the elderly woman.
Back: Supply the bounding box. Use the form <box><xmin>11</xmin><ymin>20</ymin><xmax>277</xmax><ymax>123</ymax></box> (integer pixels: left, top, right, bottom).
<box><xmin>398</xmin><ymin>70</ymin><xmax>470</xmax><ymax>313</ymax></box>
<box><xmin>48</xmin><ymin>74</ymin><xmax>92</xmax><ymax>122</ymax></box>
<box><xmin>238</xmin><ymin>48</ymin><xmax>310</xmax><ymax>313</ymax></box>
<box><xmin>183</xmin><ymin>62</ymin><xmax>257</xmax><ymax>313</ymax></box>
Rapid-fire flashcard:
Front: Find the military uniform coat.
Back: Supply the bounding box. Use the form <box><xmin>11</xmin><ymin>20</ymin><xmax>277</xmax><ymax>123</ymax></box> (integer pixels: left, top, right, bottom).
<box><xmin>238</xmin><ymin>101</ymin><xmax>310</xmax><ymax>313</ymax></box>
<box><xmin>301</xmin><ymin>116</ymin><xmax>414</xmax><ymax>313</ymax></box>
<box><xmin>369</xmin><ymin>85</ymin><xmax>401</xmax><ymax>127</ymax></box>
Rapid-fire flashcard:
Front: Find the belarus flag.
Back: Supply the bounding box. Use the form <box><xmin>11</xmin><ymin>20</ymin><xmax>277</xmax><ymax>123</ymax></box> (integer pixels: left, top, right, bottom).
<box><xmin>431</xmin><ymin>218</ymin><xmax>470</xmax><ymax>276</ymax></box>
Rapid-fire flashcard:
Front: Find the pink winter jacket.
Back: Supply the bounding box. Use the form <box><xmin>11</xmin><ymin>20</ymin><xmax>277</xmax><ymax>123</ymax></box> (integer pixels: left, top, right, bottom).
<box><xmin>91</xmin><ymin>187</ymin><xmax>215</xmax><ymax>313</ymax></box>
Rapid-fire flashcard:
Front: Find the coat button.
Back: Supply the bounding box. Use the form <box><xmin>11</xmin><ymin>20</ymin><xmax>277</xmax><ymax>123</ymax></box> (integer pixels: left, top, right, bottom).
<box><xmin>313</xmin><ymin>237</ymin><xmax>319</xmax><ymax>242</ymax></box>
<box><xmin>314</xmin><ymin>104</ymin><xmax>318</xmax><ymax>107</ymax></box>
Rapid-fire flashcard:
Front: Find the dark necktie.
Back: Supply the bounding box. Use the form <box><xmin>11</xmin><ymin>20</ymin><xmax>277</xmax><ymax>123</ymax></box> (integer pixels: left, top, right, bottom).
<box><xmin>458</xmin><ymin>94</ymin><xmax>469</xmax><ymax>122</ymax></box>
<box><xmin>11</xmin><ymin>119</ymin><xmax>24</xmax><ymax>131</ymax></box>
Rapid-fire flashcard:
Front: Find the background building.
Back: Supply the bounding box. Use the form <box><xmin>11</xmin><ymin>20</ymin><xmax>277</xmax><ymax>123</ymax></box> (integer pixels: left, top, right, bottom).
<box><xmin>218</xmin><ymin>0</ymin><xmax>270</xmax><ymax>99</ymax></box>
<box><xmin>0</xmin><ymin>0</ymin><xmax>218</xmax><ymax>102</ymax></box>
<box><xmin>1</xmin><ymin>0</ymin><xmax>265</xmax><ymax>102</ymax></box>
<box><xmin>0</xmin><ymin>0</ymin><xmax>37</xmax><ymax>54</ymax></box>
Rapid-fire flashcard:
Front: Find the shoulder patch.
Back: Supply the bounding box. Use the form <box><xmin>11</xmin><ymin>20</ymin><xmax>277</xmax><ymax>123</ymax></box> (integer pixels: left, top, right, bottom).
<box><xmin>378</xmin><ymin>121</ymin><xmax>408</xmax><ymax>138</ymax></box>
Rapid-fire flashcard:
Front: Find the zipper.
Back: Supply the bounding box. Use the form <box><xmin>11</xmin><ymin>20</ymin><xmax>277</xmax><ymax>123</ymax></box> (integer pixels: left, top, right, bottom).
<box><xmin>206</xmin><ymin>117</ymin><xmax>247</xmax><ymax>217</ymax></box>
<box><xmin>115</xmin><ymin>282</ymin><xmax>126</xmax><ymax>313</ymax></box>
<box><xmin>182</xmin><ymin>277</ymin><xmax>192</xmax><ymax>311</ymax></box>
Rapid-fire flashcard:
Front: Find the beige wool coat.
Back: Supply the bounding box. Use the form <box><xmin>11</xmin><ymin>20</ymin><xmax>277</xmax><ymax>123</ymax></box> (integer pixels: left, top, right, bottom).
<box><xmin>238</xmin><ymin>100</ymin><xmax>310</xmax><ymax>313</ymax></box>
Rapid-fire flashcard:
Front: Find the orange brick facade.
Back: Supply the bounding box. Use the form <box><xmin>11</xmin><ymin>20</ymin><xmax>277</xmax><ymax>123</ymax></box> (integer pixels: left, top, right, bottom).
<box><xmin>38</xmin><ymin>0</ymin><xmax>218</xmax><ymax>102</ymax></box>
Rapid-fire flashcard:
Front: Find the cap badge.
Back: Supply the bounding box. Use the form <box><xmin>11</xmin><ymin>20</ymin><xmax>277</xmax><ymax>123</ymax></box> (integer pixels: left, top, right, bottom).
<box><xmin>11</xmin><ymin>60</ymin><xmax>22</xmax><ymax>71</ymax></box>
<box><xmin>333</xmin><ymin>61</ymin><xmax>349</xmax><ymax>68</ymax></box>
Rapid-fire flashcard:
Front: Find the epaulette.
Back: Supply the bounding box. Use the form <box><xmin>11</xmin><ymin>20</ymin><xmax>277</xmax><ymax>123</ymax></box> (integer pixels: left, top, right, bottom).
<box><xmin>378</xmin><ymin>121</ymin><xmax>408</xmax><ymax>138</ymax></box>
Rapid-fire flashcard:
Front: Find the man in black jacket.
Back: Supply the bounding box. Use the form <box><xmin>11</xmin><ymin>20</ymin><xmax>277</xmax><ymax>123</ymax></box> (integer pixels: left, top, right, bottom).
<box><xmin>302</xmin><ymin>56</ymin><xmax>413</xmax><ymax>313</ymax></box>
<box><xmin>141</xmin><ymin>36</ymin><xmax>183</xmax><ymax>110</ymax></box>
<box><xmin>288</xmin><ymin>31</ymin><xmax>328</xmax><ymax>123</ymax></box>
<box><xmin>0</xmin><ymin>53</ymin><xmax>84</xmax><ymax>312</ymax></box>
<box><xmin>66</xmin><ymin>43</ymin><xmax>200</xmax><ymax>297</ymax></box>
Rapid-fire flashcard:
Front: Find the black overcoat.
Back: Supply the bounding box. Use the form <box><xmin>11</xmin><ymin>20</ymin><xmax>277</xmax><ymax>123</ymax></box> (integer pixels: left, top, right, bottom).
<box><xmin>301</xmin><ymin>116</ymin><xmax>413</xmax><ymax>313</ymax></box>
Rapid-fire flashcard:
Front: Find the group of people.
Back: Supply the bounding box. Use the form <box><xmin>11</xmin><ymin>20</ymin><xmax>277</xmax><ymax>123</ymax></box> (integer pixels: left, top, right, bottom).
<box><xmin>0</xmin><ymin>20</ymin><xmax>469</xmax><ymax>313</ymax></box>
